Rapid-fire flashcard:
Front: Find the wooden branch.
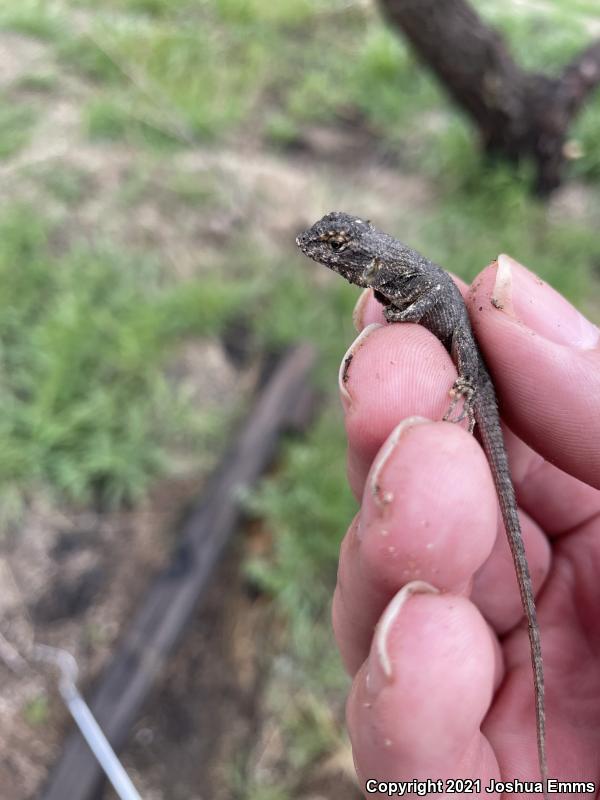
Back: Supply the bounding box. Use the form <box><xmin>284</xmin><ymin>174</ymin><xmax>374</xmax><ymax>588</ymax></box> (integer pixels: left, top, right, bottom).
<box><xmin>378</xmin><ymin>0</ymin><xmax>600</xmax><ymax>193</ymax></box>
<box><xmin>40</xmin><ymin>344</ymin><xmax>318</xmax><ymax>800</ymax></box>
<box><xmin>379</xmin><ymin>0</ymin><xmax>530</xmax><ymax>142</ymax></box>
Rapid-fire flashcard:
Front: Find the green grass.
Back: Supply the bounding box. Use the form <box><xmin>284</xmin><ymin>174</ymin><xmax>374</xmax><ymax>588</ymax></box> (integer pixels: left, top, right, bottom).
<box><xmin>120</xmin><ymin>26</ymin><xmax>266</xmax><ymax>139</ymax></box>
<box><xmin>159</xmin><ymin>172</ymin><xmax>218</xmax><ymax>207</ymax></box>
<box><xmin>74</xmin><ymin>17</ymin><xmax>269</xmax><ymax>143</ymax></box>
<box><xmin>407</xmin><ymin>159</ymin><xmax>600</xmax><ymax>297</ymax></box>
<box><xmin>239</xmin><ymin>412</ymin><xmax>354</xmax><ymax>796</ymax></box>
<box><xmin>79</xmin><ymin>0</ymin><xmax>188</xmax><ymax>15</ymax></box>
<box><xmin>58</xmin><ymin>35</ymin><xmax>125</xmax><ymax>85</ymax></box>
<box><xmin>31</xmin><ymin>163</ymin><xmax>91</xmax><ymax>205</ymax></box>
<box><xmin>0</xmin><ymin>99</ymin><xmax>35</xmax><ymax>159</ymax></box>
<box><xmin>247</xmin><ymin>413</ymin><xmax>355</xmax><ymax>629</ymax></box>
<box><xmin>21</xmin><ymin>0</ymin><xmax>597</xmax><ymax>185</ymax></box>
<box><xmin>85</xmin><ymin>97</ymin><xmax>185</xmax><ymax>149</ymax></box>
<box><xmin>572</xmin><ymin>101</ymin><xmax>600</xmax><ymax>181</ymax></box>
<box><xmin>264</xmin><ymin>112</ymin><xmax>302</xmax><ymax>149</ymax></box>
<box><xmin>481</xmin><ymin>0</ymin><xmax>589</xmax><ymax>70</ymax></box>
<box><xmin>16</xmin><ymin>71</ymin><xmax>58</xmax><ymax>94</ymax></box>
<box><xmin>23</xmin><ymin>694</ymin><xmax>50</xmax><ymax>727</ymax></box>
<box><xmin>0</xmin><ymin>206</ymin><xmax>252</xmax><ymax>515</ymax></box>
<box><xmin>0</xmin><ymin>0</ymin><xmax>63</xmax><ymax>40</ymax></box>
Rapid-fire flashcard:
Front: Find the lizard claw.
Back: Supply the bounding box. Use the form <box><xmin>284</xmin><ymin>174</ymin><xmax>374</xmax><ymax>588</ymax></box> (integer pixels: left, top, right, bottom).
<box><xmin>443</xmin><ymin>378</ymin><xmax>476</xmax><ymax>433</ymax></box>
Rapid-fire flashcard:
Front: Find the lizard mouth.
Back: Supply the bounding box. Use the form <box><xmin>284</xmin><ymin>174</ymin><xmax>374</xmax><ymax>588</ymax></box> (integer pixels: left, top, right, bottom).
<box><xmin>295</xmin><ymin>232</ymin><xmax>312</xmax><ymax>255</ymax></box>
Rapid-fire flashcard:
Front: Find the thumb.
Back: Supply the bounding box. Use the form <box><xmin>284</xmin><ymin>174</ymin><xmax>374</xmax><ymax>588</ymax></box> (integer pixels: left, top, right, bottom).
<box><xmin>468</xmin><ymin>254</ymin><xmax>600</xmax><ymax>490</ymax></box>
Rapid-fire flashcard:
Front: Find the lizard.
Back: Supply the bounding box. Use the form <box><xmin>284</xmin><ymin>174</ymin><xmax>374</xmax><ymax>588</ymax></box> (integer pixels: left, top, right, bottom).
<box><xmin>296</xmin><ymin>211</ymin><xmax>547</xmax><ymax>788</ymax></box>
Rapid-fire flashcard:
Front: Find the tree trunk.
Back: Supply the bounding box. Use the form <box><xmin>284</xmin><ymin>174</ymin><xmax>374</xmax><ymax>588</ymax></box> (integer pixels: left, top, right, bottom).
<box><xmin>379</xmin><ymin>0</ymin><xmax>600</xmax><ymax>194</ymax></box>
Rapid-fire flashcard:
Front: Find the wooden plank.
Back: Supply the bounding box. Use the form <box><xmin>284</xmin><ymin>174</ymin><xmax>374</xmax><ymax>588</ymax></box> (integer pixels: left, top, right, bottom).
<box><xmin>40</xmin><ymin>344</ymin><xmax>317</xmax><ymax>800</ymax></box>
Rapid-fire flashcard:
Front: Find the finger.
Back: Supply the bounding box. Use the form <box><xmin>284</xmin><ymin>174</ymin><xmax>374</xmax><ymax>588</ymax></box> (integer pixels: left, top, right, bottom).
<box><xmin>499</xmin><ymin>429</ymin><xmax>600</xmax><ymax>538</ymax></box>
<box><xmin>471</xmin><ymin>505</ymin><xmax>551</xmax><ymax>635</ymax></box>
<box><xmin>351</xmin><ymin>288</ymin><xmax>385</xmax><ymax>331</ymax></box>
<box><xmin>347</xmin><ymin>587</ymin><xmax>499</xmax><ymax>791</ymax></box>
<box><xmin>333</xmin><ymin>418</ymin><xmax>498</xmax><ymax>675</ymax></box>
<box><xmin>468</xmin><ymin>255</ymin><xmax>600</xmax><ymax>490</ymax></box>
<box><xmin>339</xmin><ymin>323</ymin><xmax>455</xmax><ymax>499</ymax></box>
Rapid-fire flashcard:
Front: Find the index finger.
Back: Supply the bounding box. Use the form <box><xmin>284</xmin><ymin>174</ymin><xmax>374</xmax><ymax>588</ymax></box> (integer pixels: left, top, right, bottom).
<box><xmin>468</xmin><ymin>255</ymin><xmax>600</xmax><ymax>490</ymax></box>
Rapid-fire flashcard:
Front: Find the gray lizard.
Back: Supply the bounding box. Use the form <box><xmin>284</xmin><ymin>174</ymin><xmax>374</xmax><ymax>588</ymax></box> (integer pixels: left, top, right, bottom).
<box><xmin>296</xmin><ymin>211</ymin><xmax>547</xmax><ymax>787</ymax></box>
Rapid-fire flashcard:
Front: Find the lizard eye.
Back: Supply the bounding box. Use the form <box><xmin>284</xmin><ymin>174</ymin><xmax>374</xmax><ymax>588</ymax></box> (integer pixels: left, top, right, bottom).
<box><xmin>330</xmin><ymin>239</ymin><xmax>344</xmax><ymax>251</ymax></box>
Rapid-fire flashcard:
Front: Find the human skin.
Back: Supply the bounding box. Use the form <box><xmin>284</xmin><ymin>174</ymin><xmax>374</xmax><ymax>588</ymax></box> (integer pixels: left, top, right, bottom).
<box><xmin>332</xmin><ymin>254</ymin><xmax>600</xmax><ymax>797</ymax></box>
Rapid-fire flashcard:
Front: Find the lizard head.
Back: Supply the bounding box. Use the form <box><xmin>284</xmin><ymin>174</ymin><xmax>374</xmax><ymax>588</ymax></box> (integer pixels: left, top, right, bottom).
<box><xmin>296</xmin><ymin>211</ymin><xmax>381</xmax><ymax>288</ymax></box>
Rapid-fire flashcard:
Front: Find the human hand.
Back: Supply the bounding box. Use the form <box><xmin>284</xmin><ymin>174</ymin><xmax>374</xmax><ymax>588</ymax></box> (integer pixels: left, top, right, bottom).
<box><xmin>332</xmin><ymin>255</ymin><xmax>600</xmax><ymax>797</ymax></box>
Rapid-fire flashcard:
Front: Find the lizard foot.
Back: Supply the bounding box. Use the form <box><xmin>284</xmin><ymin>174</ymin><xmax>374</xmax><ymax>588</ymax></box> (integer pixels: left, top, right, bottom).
<box><xmin>383</xmin><ymin>305</ymin><xmax>404</xmax><ymax>323</ymax></box>
<box><xmin>443</xmin><ymin>378</ymin><xmax>476</xmax><ymax>434</ymax></box>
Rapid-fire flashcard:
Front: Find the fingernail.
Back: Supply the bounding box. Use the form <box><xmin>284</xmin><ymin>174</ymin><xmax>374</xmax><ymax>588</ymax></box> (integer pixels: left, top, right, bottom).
<box><xmin>352</xmin><ymin>288</ymin><xmax>372</xmax><ymax>332</ymax></box>
<box><xmin>368</xmin><ymin>417</ymin><xmax>430</xmax><ymax>510</ymax></box>
<box><xmin>366</xmin><ymin>581</ymin><xmax>439</xmax><ymax>695</ymax></box>
<box><xmin>493</xmin><ymin>254</ymin><xmax>599</xmax><ymax>349</ymax></box>
<box><xmin>338</xmin><ymin>323</ymin><xmax>383</xmax><ymax>409</ymax></box>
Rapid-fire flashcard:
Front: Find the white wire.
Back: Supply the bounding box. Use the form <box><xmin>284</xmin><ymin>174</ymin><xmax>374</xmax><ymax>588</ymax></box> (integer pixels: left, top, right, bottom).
<box><xmin>32</xmin><ymin>644</ymin><xmax>143</xmax><ymax>800</ymax></box>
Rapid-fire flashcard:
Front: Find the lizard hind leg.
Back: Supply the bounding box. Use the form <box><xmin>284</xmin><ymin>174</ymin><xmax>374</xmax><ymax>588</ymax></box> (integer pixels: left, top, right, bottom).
<box><xmin>443</xmin><ymin>376</ymin><xmax>477</xmax><ymax>433</ymax></box>
<box><xmin>444</xmin><ymin>325</ymin><xmax>479</xmax><ymax>434</ymax></box>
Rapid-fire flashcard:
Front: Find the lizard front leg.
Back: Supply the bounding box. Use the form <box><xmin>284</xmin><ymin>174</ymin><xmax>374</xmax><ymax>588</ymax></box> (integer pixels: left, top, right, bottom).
<box><xmin>383</xmin><ymin>283</ymin><xmax>442</xmax><ymax>324</ymax></box>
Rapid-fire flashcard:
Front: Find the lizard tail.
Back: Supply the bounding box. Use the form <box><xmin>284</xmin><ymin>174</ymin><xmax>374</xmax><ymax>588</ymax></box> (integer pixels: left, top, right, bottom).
<box><xmin>474</xmin><ymin>391</ymin><xmax>548</xmax><ymax>793</ymax></box>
